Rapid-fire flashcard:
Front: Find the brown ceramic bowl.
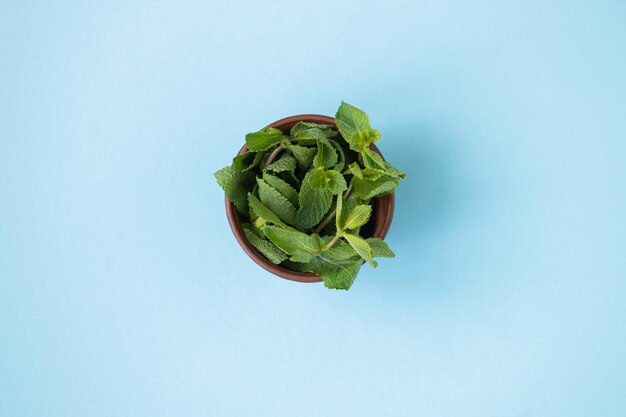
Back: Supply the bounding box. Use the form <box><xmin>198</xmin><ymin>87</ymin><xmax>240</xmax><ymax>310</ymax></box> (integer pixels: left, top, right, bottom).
<box><xmin>225</xmin><ymin>114</ymin><xmax>395</xmax><ymax>283</ymax></box>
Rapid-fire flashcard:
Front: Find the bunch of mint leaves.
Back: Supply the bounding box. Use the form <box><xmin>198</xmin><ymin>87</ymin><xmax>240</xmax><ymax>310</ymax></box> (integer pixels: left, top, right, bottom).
<box><xmin>214</xmin><ymin>102</ymin><xmax>406</xmax><ymax>290</ymax></box>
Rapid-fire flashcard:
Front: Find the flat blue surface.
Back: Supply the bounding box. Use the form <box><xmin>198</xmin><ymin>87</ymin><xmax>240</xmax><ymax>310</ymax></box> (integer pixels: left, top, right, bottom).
<box><xmin>1</xmin><ymin>1</ymin><xmax>625</xmax><ymax>416</ymax></box>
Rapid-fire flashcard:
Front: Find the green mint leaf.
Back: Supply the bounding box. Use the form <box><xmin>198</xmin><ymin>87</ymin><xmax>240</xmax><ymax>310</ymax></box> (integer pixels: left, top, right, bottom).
<box><xmin>232</xmin><ymin>151</ymin><xmax>264</xmax><ymax>171</ymax></box>
<box><xmin>290</xmin><ymin>121</ymin><xmax>337</xmax><ymax>136</ymax></box>
<box><xmin>313</xmin><ymin>138</ymin><xmax>338</xmax><ymax>169</ymax></box>
<box><xmin>290</xmin><ymin>122</ymin><xmax>338</xmax><ymax>145</ymax></box>
<box><xmin>303</xmin><ymin>168</ymin><xmax>328</xmax><ymax>187</ymax></box>
<box><xmin>242</xmin><ymin>223</ymin><xmax>288</xmax><ymax>264</ymax></box>
<box><xmin>264</xmin><ymin>154</ymin><xmax>296</xmax><ymax>174</ymax></box>
<box><xmin>361</xmin><ymin>168</ymin><xmax>387</xmax><ymax>180</ymax></box>
<box><xmin>362</xmin><ymin>147</ymin><xmax>386</xmax><ymax>170</ymax></box>
<box><xmin>384</xmin><ymin>161</ymin><xmax>407</xmax><ymax>179</ymax></box>
<box><xmin>341</xmin><ymin>204</ymin><xmax>372</xmax><ymax>230</ymax></box>
<box><xmin>214</xmin><ymin>166</ymin><xmax>256</xmax><ymax>214</ymax></box>
<box><xmin>322</xmin><ymin>169</ymin><xmax>348</xmax><ymax>195</ymax></box>
<box><xmin>362</xmin><ymin>149</ymin><xmax>406</xmax><ymax>179</ymax></box>
<box><xmin>257</xmin><ymin>178</ymin><xmax>298</xmax><ymax>226</ymax></box>
<box><xmin>262</xmin><ymin>173</ymin><xmax>299</xmax><ymax>208</ymax></box>
<box><xmin>346</xmin><ymin>162</ymin><xmax>363</xmax><ymax>178</ymax></box>
<box><xmin>280</xmin><ymin>259</ymin><xmax>306</xmax><ymax>272</ymax></box>
<box><xmin>335</xmin><ymin>101</ymin><xmax>369</xmax><ymax>143</ymax></box>
<box><xmin>324</xmin><ymin>239</ymin><xmax>360</xmax><ymax>260</ymax></box>
<box><xmin>291</xmin><ymin>126</ymin><xmax>328</xmax><ymax>145</ymax></box>
<box><xmin>366</xmin><ymin>238</ymin><xmax>396</xmax><ymax>258</ymax></box>
<box><xmin>337</xmin><ymin>192</ymin><xmax>364</xmax><ymax>229</ymax></box>
<box><xmin>343</xmin><ymin>233</ymin><xmax>377</xmax><ymax>267</ymax></box>
<box><xmin>245</xmin><ymin>127</ymin><xmax>285</xmax><ymax>151</ymax></box>
<box><xmin>335</xmin><ymin>101</ymin><xmax>380</xmax><ymax>152</ymax></box>
<box><xmin>359</xmin><ymin>129</ymin><xmax>381</xmax><ymax>150</ymax></box>
<box><xmin>351</xmin><ymin>176</ymin><xmax>399</xmax><ymax>200</ymax></box>
<box><xmin>289</xmin><ymin>254</ymin><xmax>314</xmax><ymax>263</ymax></box>
<box><xmin>287</xmin><ymin>144</ymin><xmax>317</xmax><ymax>169</ymax></box>
<box><xmin>297</xmin><ymin>170</ymin><xmax>333</xmax><ymax>229</ymax></box>
<box><xmin>263</xmin><ymin>226</ymin><xmax>323</xmax><ymax>262</ymax></box>
<box><xmin>297</xmin><ymin>169</ymin><xmax>346</xmax><ymax>229</ymax></box>
<box><xmin>328</xmin><ymin>138</ymin><xmax>346</xmax><ymax>171</ymax></box>
<box><xmin>247</xmin><ymin>193</ymin><xmax>290</xmax><ymax>229</ymax></box>
<box><xmin>304</xmin><ymin>253</ymin><xmax>362</xmax><ymax>290</ymax></box>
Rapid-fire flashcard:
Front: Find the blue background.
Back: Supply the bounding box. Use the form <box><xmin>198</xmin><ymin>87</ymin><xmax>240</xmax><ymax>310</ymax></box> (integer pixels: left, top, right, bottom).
<box><xmin>1</xmin><ymin>1</ymin><xmax>625</xmax><ymax>416</ymax></box>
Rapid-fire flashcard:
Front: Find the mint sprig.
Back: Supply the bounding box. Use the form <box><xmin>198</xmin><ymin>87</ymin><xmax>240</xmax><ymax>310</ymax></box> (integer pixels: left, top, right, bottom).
<box><xmin>214</xmin><ymin>102</ymin><xmax>405</xmax><ymax>290</ymax></box>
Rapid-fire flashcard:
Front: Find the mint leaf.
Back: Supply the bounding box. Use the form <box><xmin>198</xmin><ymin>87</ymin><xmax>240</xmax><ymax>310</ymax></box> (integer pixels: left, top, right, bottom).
<box><xmin>287</xmin><ymin>144</ymin><xmax>317</xmax><ymax>169</ymax></box>
<box><xmin>262</xmin><ymin>173</ymin><xmax>298</xmax><ymax>208</ymax></box>
<box><xmin>264</xmin><ymin>154</ymin><xmax>296</xmax><ymax>174</ymax></box>
<box><xmin>263</xmin><ymin>226</ymin><xmax>323</xmax><ymax>262</ymax></box>
<box><xmin>297</xmin><ymin>169</ymin><xmax>347</xmax><ymax>229</ymax></box>
<box><xmin>335</xmin><ymin>101</ymin><xmax>369</xmax><ymax>141</ymax></box>
<box><xmin>362</xmin><ymin>148</ymin><xmax>406</xmax><ymax>180</ymax></box>
<box><xmin>359</xmin><ymin>129</ymin><xmax>381</xmax><ymax>150</ymax></box>
<box><xmin>290</xmin><ymin>122</ymin><xmax>338</xmax><ymax>145</ymax></box>
<box><xmin>324</xmin><ymin>239</ymin><xmax>360</xmax><ymax>260</ymax></box>
<box><xmin>291</xmin><ymin>126</ymin><xmax>328</xmax><ymax>145</ymax></box>
<box><xmin>321</xmin><ymin>169</ymin><xmax>348</xmax><ymax>194</ymax></box>
<box><xmin>351</xmin><ymin>175</ymin><xmax>399</xmax><ymax>200</ymax></box>
<box><xmin>304</xmin><ymin>253</ymin><xmax>362</xmax><ymax>290</ymax></box>
<box><xmin>313</xmin><ymin>138</ymin><xmax>338</xmax><ymax>169</ymax></box>
<box><xmin>341</xmin><ymin>204</ymin><xmax>372</xmax><ymax>231</ymax></box>
<box><xmin>245</xmin><ymin>127</ymin><xmax>285</xmax><ymax>151</ymax></box>
<box><xmin>361</xmin><ymin>168</ymin><xmax>387</xmax><ymax>180</ymax></box>
<box><xmin>328</xmin><ymin>139</ymin><xmax>346</xmax><ymax>171</ymax></box>
<box><xmin>337</xmin><ymin>192</ymin><xmax>362</xmax><ymax>227</ymax></box>
<box><xmin>362</xmin><ymin>147</ymin><xmax>386</xmax><ymax>170</ymax></box>
<box><xmin>257</xmin><ymin>178</ymin><xmax>298</xmax><ymax>226</ymax></box>
<box><xmin>242</xmin><ymin>223</ymin><xmax>288</xmax><ymax>264</ymax></box>
<box><xmin>297</xmin><ymin>170</ymin><xmax>333</xmax><ymax>229</ymax></box>
<box><xmin>384</xmin><ymin>161</ymin><xmax>407</xmax><ymax>179</ymax></box>
<box><xmin>343</xmin><ymin>233</ymin><xmax>377</xmax><ymax>267</ymax></box>
<box><xmin>290</xmin><ymin>121</ymin><xmax>337</xmax><ymax>136</ymax></box>
<box><xmin>280</xmin><ymin>259</ymin><xmax>306</xmax><ymax>272</ymax></box>
<box><xmin>346</xmin><ymin>162</ymin><xmax>363</xmax><ymax>178</ymax></box>
<box><xmin>366</xmin><ymin>238</ymin><xmax>395</xmax><ymax>258</ymax></box>
<box><xmin>335</xmin><ymin>101</ymin><xmax>380</xmax><ymax>152</ymax></box>
<box><xmin>232</xmin><ymin>151</ymin><xmax>264</xmax><ymax>171</ymax></box>
<box><xmin>302</xmin><ymin>168</ymin><xmax>326</xmax><ymax>187</ymax></box>
<box><xmin>361</xmin><ymin>148</ymin><xmax>406</xmax><ymax>180</ymax></box>
<box><xmin>247</xmin><ymin>193</ymin><xmax>290</xmax><ymax>229</ymax></box>
<box><xmin>214</xmin><ymin>166</ymin><xmax>256</xmax><ymax>214</ymax></box>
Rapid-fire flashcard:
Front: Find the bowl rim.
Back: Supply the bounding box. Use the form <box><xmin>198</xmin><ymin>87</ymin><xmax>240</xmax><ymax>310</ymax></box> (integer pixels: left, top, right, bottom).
<box><xmin>225</xmin><ymin>114</ymin><xmax>395</xmax><ymax>283</ymax></box>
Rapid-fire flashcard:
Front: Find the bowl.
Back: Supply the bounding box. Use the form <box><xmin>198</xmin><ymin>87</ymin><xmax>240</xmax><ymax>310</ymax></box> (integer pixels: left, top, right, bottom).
<box><xmin>225</xmin><ymin>114</ymin><xmax>395</xmax><ymax>283</ymax></box>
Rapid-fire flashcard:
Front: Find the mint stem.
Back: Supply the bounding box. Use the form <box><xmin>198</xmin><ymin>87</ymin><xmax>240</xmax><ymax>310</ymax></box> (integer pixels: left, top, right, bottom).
<box><xmin>264</xmin><ymin>144</ymin><xmax>286</xmax><ymax>168</ymax></box>
<box><xmin>323</xmin><ymin>232</ymin><xmax>343</xmax><ymax>250</ymax></box>
<box><xmin>263</xmin><ymin>137</ymin><xmax>301</xmax><ymax>168</ymax></box>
